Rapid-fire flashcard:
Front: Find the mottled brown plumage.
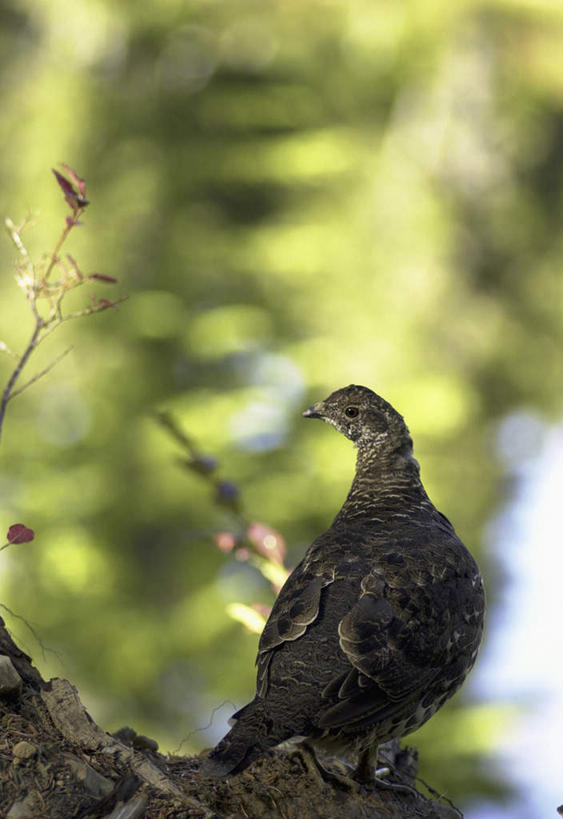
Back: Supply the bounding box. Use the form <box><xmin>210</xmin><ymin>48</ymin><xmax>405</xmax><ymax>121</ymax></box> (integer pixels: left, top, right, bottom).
<box><xmin>201</xmin><ymin>385</ymin><xmax>485</xmax><ymax>782</ymax></box>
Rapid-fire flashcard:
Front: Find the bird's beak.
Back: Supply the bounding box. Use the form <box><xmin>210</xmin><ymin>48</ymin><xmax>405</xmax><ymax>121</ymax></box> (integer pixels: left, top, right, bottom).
<box><xmin>302</xmin><ymin>401</ymin><xmax>324</xmax><ymax>419</ymax></box>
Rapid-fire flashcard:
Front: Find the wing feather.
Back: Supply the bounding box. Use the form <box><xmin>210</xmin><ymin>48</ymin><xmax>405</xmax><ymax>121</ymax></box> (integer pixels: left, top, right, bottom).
<box><xmin>317</xmin><ymin>564</ymin><xmax>449</xmax><ymax>729</ymax></box>
<box><xmin>256</xmin><ymin>564</ymin><xmax>335</xmax><ymax>697</ymax></box>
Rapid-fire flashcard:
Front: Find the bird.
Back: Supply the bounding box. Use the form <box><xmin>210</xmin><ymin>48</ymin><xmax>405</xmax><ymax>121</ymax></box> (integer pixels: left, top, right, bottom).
<box><xmin>201</xmin><ymin>385</ymin><xmax>485</xmax><ymax>785</ymax></box>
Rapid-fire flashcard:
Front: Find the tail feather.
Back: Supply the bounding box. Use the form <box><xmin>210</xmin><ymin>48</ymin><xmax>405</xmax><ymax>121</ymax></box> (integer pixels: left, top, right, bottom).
<box><xmin>200</xmin><ymin>730</ymin><xmax>262</xmax><ymax>777</ymax></box>
<box><xmin>200</xmin><ymin>699</ymin><xmax>286</xmax><ymax>778</ymax></box>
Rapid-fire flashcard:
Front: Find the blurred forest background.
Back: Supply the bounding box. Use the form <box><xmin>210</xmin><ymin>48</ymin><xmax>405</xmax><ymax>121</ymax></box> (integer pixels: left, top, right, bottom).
<box><xmin>1</xmin><ymin>1</ymin><xmax>562</xmax><ymax>817</ymax></box>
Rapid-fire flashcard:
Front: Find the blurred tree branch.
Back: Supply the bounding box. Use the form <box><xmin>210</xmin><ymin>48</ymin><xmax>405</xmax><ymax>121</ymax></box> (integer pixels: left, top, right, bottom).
<box><xmin>157</xmin><ymin>410</ymin><xmax>290</xmax><ymax>632</ymax></box>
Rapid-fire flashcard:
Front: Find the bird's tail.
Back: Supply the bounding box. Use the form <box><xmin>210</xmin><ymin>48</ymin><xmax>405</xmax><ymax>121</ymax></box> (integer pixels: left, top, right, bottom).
<box><xmin>200</xmin><ymin>699</ymin><xmax>284</xmax><ymax>778</ymax></box>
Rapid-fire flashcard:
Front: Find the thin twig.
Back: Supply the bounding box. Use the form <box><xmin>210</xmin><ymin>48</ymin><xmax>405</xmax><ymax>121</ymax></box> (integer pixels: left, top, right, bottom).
<box><xmin>415</xmin><ymin>776</ymin><xmax>463</xmax><ymax>818</ymax></box>
<box><xmin>60</xmin><ymin>295</ymin><xmax>127</xmax><ymax>321</ymax></box>
<box><xmin>0</xmin><ymin>603</ymin><xmax>65</xmax><ymax>666</ymax></box>
<box><xmin>5</xmin><ymin>217</ymin><xmax>35</xmax><ymax>281</ymax></box>
<box><xmin>9</xmin><ymin>345</ymin><xmax>74</xmax><ymax>400</ymax></box>
<box><xmin>0</xmin><ymin>340</ymin><xmax>19</xmax><ymax>359</ymax></box>
<box><xmin>43</xmin><ymin>214</ymin><xmax>81</xmax><ymax>282</ymax></box>
<box><xmin>156</xmin><ymin>410</ymin><xmax>199</xmax><ymax>457</ymax></box>
<box><xmin>0</xmin><ymin>319</ymin><xmax>42</xmax><ymax>442</ymax></box>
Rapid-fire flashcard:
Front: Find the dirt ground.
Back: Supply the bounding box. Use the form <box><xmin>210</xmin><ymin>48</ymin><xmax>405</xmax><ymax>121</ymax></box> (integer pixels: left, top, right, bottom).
<box><xmin>0</xmin><ymin>616</ymin><xmax>461</xmax><ymax>819</ymax></box>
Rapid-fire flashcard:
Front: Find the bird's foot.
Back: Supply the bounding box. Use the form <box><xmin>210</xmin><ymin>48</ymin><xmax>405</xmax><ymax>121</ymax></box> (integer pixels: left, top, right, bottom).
<box><xmin>371</xmin><ymin>770</ymin><xmax>420</xmax><ymax>796</ymax></box>
<box><xmin>290</xmin><ymin>743</ymin><xmax>419</xmax><ymax>795</ymax></box>
<box><xmin>352</xmin><ymin>748</ymin><xmax>419</xmax><ymax>795</ymax></box>
<box><xmin>289</xmin><ymin>744</ymin><xmax>360</xmax><ymax>792</ymax></box>
<box><xmin>351</xmin><ymin>745</ymin><xmax>383</xmax><ymax>788</ymax></box>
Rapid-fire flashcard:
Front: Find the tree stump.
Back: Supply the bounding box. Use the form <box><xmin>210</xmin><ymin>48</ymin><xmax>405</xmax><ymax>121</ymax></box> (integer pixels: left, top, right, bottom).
<box><xmin>0</xmin><ymin>616</ymin><xmax>461</xmax><ymax>818</ymax></box>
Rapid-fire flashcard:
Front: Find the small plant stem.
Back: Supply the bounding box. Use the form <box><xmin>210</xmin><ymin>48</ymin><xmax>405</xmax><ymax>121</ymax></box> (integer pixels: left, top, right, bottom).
<box><xmin>10</xmin><ymin>345</ymin><xmax>73</xmax><ymax>400</ymax></box>
<box><xmin>44</xmin><ymin>214</ymin><xmax>81</xmax><ymax>281</ymax></box>
<box><xmin>4</xmin><ymin>217</ymin><xmax>35</xmax><ymax>281</ymax></box>
<box><xmin>0</xmin><ymin>318</ymin><xmax>42</xmax><ymax>443</ymax></box>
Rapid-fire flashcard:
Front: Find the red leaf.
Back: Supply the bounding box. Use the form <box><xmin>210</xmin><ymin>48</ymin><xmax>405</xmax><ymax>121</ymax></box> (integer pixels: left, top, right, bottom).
<box><xmin>7</xmin><ymin>524</ymin><xmax>35</xmax><ymax>544</ymax></box>
<box><xmin>61</xmin><ymin>163</ymin><xmax>86</xmax><ymax>197</ymax></box>
<box><xmin>89</xmin><ymin>273</ymin><xmax>118</xmax><ymax>284</ymax></box>
<box><xmin>52</xmin><ymin>168</ymin><xmax>75</xmax><ymax>198</ymax></box>
<box><xmin>96</xmin><ymin>298</ymin><xmax>116</xmax><ymax>310</ymax></box>
<box><xmin>247</xmin><ymin>522</ymin><xmax>286</xmax><ymax>565</ymax></box>
<box><xmin>52</xmin><ymin>169</ymin><xmax>89</xmax><ymax>211</ymax></box>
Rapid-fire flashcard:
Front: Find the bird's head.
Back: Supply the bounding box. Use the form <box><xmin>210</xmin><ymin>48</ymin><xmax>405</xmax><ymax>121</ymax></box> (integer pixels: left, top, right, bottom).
<box><xmin>303</xmin><ymin>385</ymin><xmax>412</xmax><ymax>455</ymax></box>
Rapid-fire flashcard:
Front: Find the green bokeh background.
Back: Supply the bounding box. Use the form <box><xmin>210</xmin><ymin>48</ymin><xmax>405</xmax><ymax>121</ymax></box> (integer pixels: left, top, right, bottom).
<box><xmin>1</xmin><ymin>0</ymin><xmax>562</xmax><ymax>813</ymax></box>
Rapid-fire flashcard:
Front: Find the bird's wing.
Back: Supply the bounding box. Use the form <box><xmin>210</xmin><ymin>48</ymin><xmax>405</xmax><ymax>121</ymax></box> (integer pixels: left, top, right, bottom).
<box><xmin>317</xmin><ymin>565</ymin><xmax>455</xmax><ymax>729</ymax></box>
<box><xmin>256</xmin><ymin>561</ymin><xmax>335</xmax><ymax>697</ymax></box>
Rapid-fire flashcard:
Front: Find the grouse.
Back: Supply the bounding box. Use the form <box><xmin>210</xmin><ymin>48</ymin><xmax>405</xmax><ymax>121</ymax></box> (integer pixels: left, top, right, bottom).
<box><xmin>201</xmin><ymin>385</ymin><xmax>485</xmax><ymax>783</ymax></box>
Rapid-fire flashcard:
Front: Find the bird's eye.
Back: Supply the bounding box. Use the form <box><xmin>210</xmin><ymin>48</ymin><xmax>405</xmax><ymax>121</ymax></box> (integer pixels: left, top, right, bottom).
<box><xmin>345</xmin><ymin>406</ymin><xmax>359</xmax><ymax>419</ymax></box>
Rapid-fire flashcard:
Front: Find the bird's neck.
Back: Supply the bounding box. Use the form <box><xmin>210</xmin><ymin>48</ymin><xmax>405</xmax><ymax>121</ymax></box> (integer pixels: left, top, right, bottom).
<box><xmin>334</xmin><ymin>444</ymin><xmax>432</xmax><ymax>524</ymax></box>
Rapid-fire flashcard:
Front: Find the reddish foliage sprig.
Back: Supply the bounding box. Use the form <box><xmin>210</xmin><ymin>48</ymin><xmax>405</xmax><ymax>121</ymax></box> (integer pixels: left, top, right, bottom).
<box><xmin>0</xmin><ymin>165</ymin><xmax>125</xmax><ymax>442</ymax></box>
